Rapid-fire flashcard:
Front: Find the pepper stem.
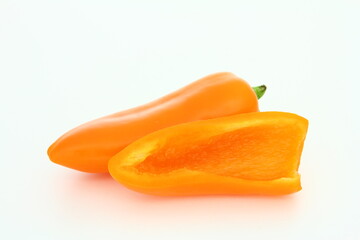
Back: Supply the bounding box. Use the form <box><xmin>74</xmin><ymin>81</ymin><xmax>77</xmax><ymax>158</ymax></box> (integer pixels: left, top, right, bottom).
<box><xmin>252</xmin><ymin>85</ymin><xmax>267</xmax><ymax>99</ymax></box>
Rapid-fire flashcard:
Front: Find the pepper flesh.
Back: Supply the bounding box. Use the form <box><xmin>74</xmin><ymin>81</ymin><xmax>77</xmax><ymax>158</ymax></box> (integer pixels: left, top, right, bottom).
<box><xmin>48</xmin><ymin>72</ymin><xmax>261</xmax><ymax>173</ymax></box>
<box><xmin>108</xmin><ymin>112</ymin><xmax>308</xmax><ymax>196</ymax></box>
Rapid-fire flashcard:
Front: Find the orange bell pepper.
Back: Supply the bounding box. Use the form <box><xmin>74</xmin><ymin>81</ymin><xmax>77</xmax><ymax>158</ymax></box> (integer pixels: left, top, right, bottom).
<box><xmin>109</xmin><ymin>112</ymin><xmax>308</xmax><ymax>196</ymax></box>
<box><xmin>48</xmin><ymin>72</ymin><xmax>266</xmax><ymax>173</ymax></box>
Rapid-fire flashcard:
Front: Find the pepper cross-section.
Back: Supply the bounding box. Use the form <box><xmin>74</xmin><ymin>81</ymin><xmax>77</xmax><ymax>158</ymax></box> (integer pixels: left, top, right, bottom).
<box><xmin>109</xmin><ymin>111</ymin><xmax>308</xmax><ymax>196</ymax></box>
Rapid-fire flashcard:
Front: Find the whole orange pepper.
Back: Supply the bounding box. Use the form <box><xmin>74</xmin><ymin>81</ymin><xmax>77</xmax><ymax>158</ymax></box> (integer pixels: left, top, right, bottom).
<box><xmin>48</xmin><ymin>72</ymin><xmax>266</xmax><ymax>173</ymax></box>
<box><xmin>109</xmin><ymin>112</ymin><xmax>308</xmax><ymax>196</ymax></box>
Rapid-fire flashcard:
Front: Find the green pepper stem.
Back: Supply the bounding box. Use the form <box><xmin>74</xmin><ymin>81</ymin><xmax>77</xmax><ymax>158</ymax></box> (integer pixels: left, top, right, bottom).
<box><xmin>252</xmin><ymin>85</ymin><xmax>267</xmax><ymax>99</ymax></box>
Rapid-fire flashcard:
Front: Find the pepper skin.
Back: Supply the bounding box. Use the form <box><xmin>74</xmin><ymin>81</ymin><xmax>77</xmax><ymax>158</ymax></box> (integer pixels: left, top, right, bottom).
<box><xmin>108</xmin><ymin>112</ymin><xmax>308</xmax><ymax>196</ymax></box>
<box><xmin>48</xmin><ymin>72</ymin><xmax>264</xmax><ymax>173</ymax></box>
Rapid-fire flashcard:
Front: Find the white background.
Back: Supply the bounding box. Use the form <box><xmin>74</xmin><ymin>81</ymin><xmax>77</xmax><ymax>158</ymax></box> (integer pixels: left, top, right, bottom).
<box><xmin>1</xmin><ymin>0</ymin><xmax>359</xmax><ymax>239</ymax></box>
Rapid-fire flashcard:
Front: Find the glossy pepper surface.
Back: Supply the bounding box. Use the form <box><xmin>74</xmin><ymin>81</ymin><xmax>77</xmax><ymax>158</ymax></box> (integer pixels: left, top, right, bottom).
<box><xmin>48</xmin><ymin>72</ymin><xmax>265</xmax><ymax>173</ymax></box>
<box><xmin>109</xmin><ymin>112</ymin><xmax>308</xmax><ymax>196</ymax></box>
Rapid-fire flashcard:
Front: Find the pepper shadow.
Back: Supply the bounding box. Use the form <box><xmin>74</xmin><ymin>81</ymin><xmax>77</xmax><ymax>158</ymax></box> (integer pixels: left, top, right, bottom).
<box><xmin>53</xmin><ymin>170</ymin><xmax>301</xmax><ymax>226</ymax></box>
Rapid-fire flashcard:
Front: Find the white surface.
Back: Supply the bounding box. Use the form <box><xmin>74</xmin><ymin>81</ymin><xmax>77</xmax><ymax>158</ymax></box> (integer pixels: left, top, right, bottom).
<box><xmin>1</xmin><ymin>1</ymin><xmax>359</xmax><ymax>239</ymax></box>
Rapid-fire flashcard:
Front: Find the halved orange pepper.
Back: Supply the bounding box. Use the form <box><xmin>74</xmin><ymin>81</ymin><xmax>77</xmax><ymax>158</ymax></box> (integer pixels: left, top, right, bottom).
<box><xmin>48</xmin><ymin>72</ymin><xmax>266</xmax><ymax>173</ymax></box>
<box><xmin>109</xmin><ymin>112</ymin><xmax>308</xmax><ymax>196</ymax></box>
